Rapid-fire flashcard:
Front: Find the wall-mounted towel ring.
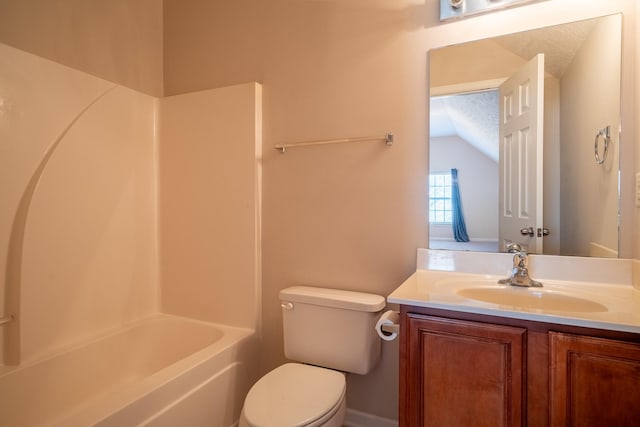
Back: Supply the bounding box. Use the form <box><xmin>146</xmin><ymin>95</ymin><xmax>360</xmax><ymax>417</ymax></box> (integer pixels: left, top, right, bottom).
<box><xmin>594</xmin><ymin>125</ymin><xmax>611</xmax><ymax>165</ymax></box>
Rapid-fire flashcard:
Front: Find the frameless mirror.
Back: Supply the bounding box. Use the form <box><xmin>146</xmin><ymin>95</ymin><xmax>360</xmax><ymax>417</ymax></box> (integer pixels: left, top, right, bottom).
<box><xmin>428</xmin><ymin>14</ymin><xmax>621</xmax><ymax>257</ymax></box>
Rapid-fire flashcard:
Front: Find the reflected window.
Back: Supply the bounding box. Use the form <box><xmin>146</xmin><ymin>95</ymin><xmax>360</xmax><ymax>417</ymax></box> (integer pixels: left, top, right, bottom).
<box><xmin>429</xmin><ymin>173</ymin><xmax>452</xmax><ymax>224</ymax></box>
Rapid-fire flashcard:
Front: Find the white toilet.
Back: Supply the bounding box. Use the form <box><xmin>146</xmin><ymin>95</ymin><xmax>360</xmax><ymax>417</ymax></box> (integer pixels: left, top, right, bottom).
<box><xmin>239</xmin><ymin>286</ymin><xmax>386</xmax><ymax>427</ymax></box>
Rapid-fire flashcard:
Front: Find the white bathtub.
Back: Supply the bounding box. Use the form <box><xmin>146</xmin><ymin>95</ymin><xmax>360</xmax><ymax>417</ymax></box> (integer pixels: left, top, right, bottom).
<box><xmin>0</xmin><ymin>314</ymin><xmax>257</xmax><ymax>427</ymax></box>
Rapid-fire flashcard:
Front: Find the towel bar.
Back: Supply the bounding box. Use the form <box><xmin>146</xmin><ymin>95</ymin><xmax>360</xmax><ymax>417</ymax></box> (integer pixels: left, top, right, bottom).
<box><xmin>594</xmin><ymin>125</ymin><xmax>611</xmax><ymax>165</ymax></box>
<box><xmin>275</xmin><ymin>132</ymin><xmax>394</xmax><ymax>153</ymax></box>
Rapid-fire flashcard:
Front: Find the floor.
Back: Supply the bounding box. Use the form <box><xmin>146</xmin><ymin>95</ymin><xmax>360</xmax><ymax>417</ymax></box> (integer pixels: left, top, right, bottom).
<box><xmin>429</xmin><ymin>239</ymin><xmax>499</xmax><ymax>252</ymax></box>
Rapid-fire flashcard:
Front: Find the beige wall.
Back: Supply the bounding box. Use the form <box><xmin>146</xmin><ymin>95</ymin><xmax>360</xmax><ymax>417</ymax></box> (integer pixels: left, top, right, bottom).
<box><xmin>0</xmin><ymin>43</ymin><xmax>158</xmax><ymax>364</ymax></box>
<box><xmin>161</xmin><ymin>0</ymin><xmax>637</xmax><ymax>420</ymax></box>
<box><xmin>543</xmin><ymin>77</ymin><xmax>561</xmax><ymax>255</ymax></box>
<box><xmin>158</xmin><ymin>83</ymin><xmax>262</xmax><ymax>330</ymax></box>
<box><xmin>637</xmin><ymin>0</ymin><xmax>640</xmax><ymax>260</ymax></box>
<box><xmin>430</xmin><ymin>38</ymin><xmax>525</xmax><ymax>88</ymax></box>
<box><xmin>560</xmin><ymin>14</ymin><xmax>622</xmax><ymax>256</ymax></box>
<box><xmin>0</xmin><ymin>0</ymin><xmax>164</xmax><ymax>97</ymax></box>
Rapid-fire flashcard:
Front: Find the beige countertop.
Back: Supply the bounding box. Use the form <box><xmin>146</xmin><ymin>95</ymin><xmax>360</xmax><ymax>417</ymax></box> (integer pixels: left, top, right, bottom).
<box><xmin>389</xmin><ymin>250</ymin><xmax>640</xmax><ymax>334</ymax></box>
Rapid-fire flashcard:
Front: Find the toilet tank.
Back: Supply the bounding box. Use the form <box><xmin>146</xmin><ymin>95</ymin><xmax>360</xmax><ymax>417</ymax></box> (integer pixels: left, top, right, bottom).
<box><xmin>279</xmin><ymin>286</ymin><xmax>386</xmax><ymax>375</ymax></box>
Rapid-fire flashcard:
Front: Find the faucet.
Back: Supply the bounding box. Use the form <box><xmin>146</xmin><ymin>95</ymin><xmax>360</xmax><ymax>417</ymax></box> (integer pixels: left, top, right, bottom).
<box><xmin>498</xmin><ymin>244</ymin><xmax>542</xmax><ymax>287</ymax></box>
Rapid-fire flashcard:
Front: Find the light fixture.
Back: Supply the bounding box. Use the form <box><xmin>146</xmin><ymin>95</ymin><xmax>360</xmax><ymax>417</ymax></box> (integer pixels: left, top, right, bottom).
<box><xmin>440</xmin><ymin>0</ymin><xmax>542</xmax><ymax>21</ymax></box>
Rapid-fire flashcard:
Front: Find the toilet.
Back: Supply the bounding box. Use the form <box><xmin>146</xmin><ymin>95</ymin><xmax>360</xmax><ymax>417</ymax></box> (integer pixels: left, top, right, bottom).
<box><xmin>239</xmin><ymin>286</ymin><xmax>386</xmax><ymax>427</ymax></box>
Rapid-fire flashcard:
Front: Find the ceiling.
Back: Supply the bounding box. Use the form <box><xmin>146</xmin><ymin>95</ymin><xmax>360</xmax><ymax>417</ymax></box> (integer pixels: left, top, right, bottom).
<box><xmin>430</xmin><ymin>90</ymin><xmax>499</xmax><ymax>161</ymax></box>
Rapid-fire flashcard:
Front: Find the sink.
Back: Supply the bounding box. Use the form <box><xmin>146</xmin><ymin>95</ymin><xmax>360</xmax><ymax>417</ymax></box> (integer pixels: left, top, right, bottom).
<box><xmin>387</xmin><ymin>251</ymin><xmax>640</xmax><ymax>333</ymax></box>
<box><xmin>457</xmin><ymin>286</ymin><xmax>608</xmax><ymax>313</ymax></box>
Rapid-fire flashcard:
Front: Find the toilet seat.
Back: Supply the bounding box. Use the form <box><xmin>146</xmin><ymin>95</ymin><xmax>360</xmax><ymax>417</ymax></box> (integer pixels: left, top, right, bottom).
<box><xmin>243</xmin><ymin>363</ymin><xmax>346</xmax><ymax>427</ymax></box>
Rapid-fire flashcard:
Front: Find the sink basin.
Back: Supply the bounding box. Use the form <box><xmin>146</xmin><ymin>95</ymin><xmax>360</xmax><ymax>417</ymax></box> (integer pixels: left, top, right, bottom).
<box><xmin>457</xmin><ymin>286</ymin><xmax>608</xmax><ymax>313</ymax></box>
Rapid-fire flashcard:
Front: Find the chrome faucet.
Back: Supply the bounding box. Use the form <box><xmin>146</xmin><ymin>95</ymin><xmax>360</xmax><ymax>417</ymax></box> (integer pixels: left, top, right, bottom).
<box><xmin>498</xmin><ymin>244</ymin><xmax>542</xmax><ymax>287</ymax></box>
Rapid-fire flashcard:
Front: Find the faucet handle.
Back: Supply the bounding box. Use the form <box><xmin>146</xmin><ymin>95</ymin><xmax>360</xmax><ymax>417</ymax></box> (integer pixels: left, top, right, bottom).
<box><xmin>505</xmin><ymin>243</ymin><xmax>522</xmax><ymax>253</ymax></box>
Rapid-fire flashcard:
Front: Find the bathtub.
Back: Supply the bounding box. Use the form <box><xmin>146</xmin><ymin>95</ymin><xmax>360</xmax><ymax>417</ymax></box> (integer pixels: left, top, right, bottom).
<box><xmin>0</xmin><ymin>314</ymin><xmax>257</xmax><ymax>427</ymax></box>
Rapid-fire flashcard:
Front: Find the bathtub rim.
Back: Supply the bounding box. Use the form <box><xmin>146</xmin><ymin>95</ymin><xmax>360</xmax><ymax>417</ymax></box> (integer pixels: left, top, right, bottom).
<box><xmin>0</xmin><ymin>312</ymin><xmax>244</xmax><ymax>376</ymax></box>
<box><xmin>1</xmin><ymin>313</ymin><xmax>256</xmax><ymax>426</ymax></box>
<box><xmin>60</xmin><ymin>314</ymin><xmax>255</xmax><ymax>426</ymax></box>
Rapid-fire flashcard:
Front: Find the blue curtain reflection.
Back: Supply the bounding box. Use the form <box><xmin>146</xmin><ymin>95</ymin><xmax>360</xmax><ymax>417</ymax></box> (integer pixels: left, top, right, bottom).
<box><xmin>451</xmin><ymin>168</ymin><xmax>470</xmax><ymax>242</ymax></box>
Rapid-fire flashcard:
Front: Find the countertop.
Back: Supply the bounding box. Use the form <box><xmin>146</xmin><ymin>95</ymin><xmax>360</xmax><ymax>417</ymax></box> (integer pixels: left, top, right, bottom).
<box><xmin>388</xmin><ymin>250</ymin><xmax>640</xmax><ymax>334</ymax></box>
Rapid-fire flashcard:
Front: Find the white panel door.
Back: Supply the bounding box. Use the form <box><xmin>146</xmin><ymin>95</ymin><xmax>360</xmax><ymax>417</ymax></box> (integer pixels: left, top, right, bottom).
<box><xmin>498</xmin><ymin>54</ymin><xmax>544</xmax><ymax>253</ymax></box>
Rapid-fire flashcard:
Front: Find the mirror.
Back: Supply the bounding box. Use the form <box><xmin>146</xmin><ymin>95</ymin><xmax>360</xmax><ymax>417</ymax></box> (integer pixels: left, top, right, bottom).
<box><xmin>428</xmin><ymin>14</ymin><xmax>621</xmax><ymax>257</ymax></box>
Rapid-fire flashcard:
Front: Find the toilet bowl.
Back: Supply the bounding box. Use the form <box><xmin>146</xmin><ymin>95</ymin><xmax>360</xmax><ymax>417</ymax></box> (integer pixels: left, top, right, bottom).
<box><xmin>239</xmin><ymin>286</ymin><xmax>385</xmax><ymax>427</ymax></box>
<box><xmin>239</xmin><ymin>363</ymin><xmax>346</xmax><ymax>427</ymax></box>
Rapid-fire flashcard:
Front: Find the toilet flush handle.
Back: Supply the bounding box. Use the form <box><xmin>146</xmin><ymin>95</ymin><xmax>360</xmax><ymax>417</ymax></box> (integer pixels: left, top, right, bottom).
<box><xmin>280</xmin><ymin>302</ymin><xmax>294</xmax><ymax>310</ymax></box>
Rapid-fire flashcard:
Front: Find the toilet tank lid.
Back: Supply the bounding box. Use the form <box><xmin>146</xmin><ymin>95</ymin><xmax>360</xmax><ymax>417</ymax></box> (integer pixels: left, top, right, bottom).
<box><xmin>280</xmin><ymin>286</ymin><xmax>386</xmax><ymax>312</ymax></box>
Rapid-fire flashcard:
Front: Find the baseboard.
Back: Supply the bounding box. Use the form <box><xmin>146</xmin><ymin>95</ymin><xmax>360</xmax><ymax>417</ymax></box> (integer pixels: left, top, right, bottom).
<box><xmin>344</xmin><ymin>408</ymin><xmax>398</xmax><ymax>427</ymax></box>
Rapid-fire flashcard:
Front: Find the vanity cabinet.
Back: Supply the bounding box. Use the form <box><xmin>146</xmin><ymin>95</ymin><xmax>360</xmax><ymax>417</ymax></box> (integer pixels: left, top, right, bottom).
<box><xmin>404</xmin><ymin>314</ymin><xmax>526</xmax><ymax>427</ymax></box>
<box><xmin>549</xmin><ymin>332</ymin><xmax>640</xmax><ymax>427</ymax></box>
<box><xmin>399</xmin><ymin>306</ymin><xmax>640</xmax><ymax>427</ymax></box>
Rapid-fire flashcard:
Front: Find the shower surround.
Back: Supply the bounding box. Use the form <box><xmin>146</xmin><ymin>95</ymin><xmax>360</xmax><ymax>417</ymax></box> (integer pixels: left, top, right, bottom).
<box><xmin>0</xmin><ymin>42</ymin><xmax>261</xmax><ymax>426</ymax></box>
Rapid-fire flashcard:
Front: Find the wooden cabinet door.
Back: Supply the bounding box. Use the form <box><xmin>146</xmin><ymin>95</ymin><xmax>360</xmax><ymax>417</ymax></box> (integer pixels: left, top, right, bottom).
<box><xmin>550</xmin><ymin>332</ymin><xmax>640</xmax><ymax>427</ymax></box>
<box><xmin>404</xmin><ymin>314</ymin><xmax>526</xmax><ymax>427</ymax></box>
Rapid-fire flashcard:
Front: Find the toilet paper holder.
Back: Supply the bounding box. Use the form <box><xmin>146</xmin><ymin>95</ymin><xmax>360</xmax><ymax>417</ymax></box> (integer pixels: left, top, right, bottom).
<box><xmin>380</xmin><ymin>323</ymin><xmax>399</xmax><ymax>335</ymax></box>
<box><xmin>376</xmin><ymin>310</ymin><xmax>400</xmax><ymax>341</ymax></box>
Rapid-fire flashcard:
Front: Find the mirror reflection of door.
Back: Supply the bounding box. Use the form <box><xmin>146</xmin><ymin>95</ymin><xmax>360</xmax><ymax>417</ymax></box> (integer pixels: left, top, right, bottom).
<box><xmin>428</xmin><ymin>14</ymin><xmax>621</xmax><ymax>257</ymax></box>
<box><xmin>498</xmin><ymin>53</ymin><xmax>545</xmax><ymax>254</ymax></box>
